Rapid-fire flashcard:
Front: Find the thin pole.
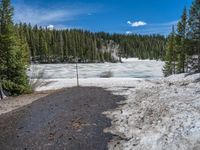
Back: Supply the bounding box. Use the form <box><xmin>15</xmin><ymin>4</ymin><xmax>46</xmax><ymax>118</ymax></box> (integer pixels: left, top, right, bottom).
<box><xmin>76</xmin><ymin>60</ymin><xmax>79</xmax><ymax>87</ymax></box>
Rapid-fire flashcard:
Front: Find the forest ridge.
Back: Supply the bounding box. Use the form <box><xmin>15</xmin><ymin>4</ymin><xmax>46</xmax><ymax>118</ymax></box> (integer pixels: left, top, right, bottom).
<box><xmin>17</xmin><ymin>25</ymin><xmax>166</xmax><ymax>63</ymax></box>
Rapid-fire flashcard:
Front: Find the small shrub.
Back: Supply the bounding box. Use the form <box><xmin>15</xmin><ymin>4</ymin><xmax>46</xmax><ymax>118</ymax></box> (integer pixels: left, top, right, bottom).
<box><xmin>99</xmin><ymin>71</ymin><xmax>113</xmax><ymax>78</ymax></box>
<box><xmin>29</xmin><ymin>68</ymin><xmax>45</xmax><ymax>91</ymax></box>
<box><xmin>2</xmin><ymin>80</ymin><xmax>31</xmax><ymax>96</ymax></box>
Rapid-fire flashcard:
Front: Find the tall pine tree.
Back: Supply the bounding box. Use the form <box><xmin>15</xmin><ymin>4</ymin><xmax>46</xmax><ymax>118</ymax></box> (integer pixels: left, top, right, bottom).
<box><xmin>176</xmin><ymin>7</ymin><xmax>188</xmax><ymax>73</ymax></box>
<box><xmin>163</xmin><ymin>26</ymin><xmax>176</xmax><ymax>77</ymax></box>
<box><xmin>188</xmin><ymin>0</ymin><xmax>200</xmax><ymax>73</ymax></box>
<box><xmin>0</xmin><ymin>0</ymin><xmax>30</xmax><ymax>95</ymax></box>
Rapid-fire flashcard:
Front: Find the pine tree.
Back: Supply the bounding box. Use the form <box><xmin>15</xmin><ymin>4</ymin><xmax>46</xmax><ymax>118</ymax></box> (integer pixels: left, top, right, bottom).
<box><xmin>38</xmin><ymin>28</ymin><xmax>49</xmax><ymax>62</ymax></box>
<box><xmin>63</xmin><ymin>32</ymin><xmax>68</xmax><ymax>61</ymax></box>
<box><xmin>0</xmin><ymin>0</ymin><xmax>30</xmax><ymax>95</ymax></box>
<box><xmin>188</xmin><ymin>0</ymin><xmax>200</xmax><ymax>73</ymax></box>
<box><xmin>163</xmin><ymin>26</ymin><xmax>176</xmax><ymax>77</ymax></box>
<box><xmin>176</xmin><ymin>7</ymin><xmax>188</xmax><ymax>73</ymax></box>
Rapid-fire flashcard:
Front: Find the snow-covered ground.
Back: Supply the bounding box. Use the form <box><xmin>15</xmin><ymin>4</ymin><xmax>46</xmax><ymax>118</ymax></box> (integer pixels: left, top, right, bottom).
<box><xmin>28</xmin><ymin>58</ymin><xmax>164</xmax><ymax>80</ymax></box>
<box><xmin>29</xmin><ymin>58</ymin><xmax>164</xmax><ymax>91</ymax></box>
<box><xmin>104</xmin><ymin>73</ymin><xmax>200</xmax><ymax>150</ymax></box>
<box><xmin>28</xmin><ymin>59</ymin><xmax>200</xmax><ymax>150</ymax></box>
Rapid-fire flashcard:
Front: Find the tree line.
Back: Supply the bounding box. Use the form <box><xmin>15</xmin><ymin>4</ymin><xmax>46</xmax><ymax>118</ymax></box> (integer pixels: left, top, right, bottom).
<box><xmin>16</xmin><ymin>24</ymin><xmax>166</xmax><ymax>63</ymax></box>
<box><xmin>115</xmin><ymin>34</ymin><xmax>166</xmax><ymax>60</ymax></box>
<box><xmin>163</xmin><ymin>0</ymin><xmax>200</xmax><ymax>76</ymax></box>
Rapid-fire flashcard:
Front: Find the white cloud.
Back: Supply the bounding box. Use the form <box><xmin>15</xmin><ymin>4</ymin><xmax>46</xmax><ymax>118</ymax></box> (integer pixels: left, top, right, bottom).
<box><xmin>127</xmin><ymin>21</ymin><xmax>132</xmax><ymax>25</ymax></box>
<box><xmin>126</xmin><ymin>20</ymin><xmax>179</xmax><ymax>35</ymax></box>
<box><xmin>126</xmin><ymin>20</ymin><xmax>179</xmax><ymax>36</ymax></box>
<box><xmin>126</xmin><ymin>31</ymin><xmax>132</xmax><ymax>34</ymax></box>
<box><xmin>127</xmin><ymin>21</ymin><xmax>147</xmax><ymax>27</ymax></box>
<box><xmin>47</xmin><ymin>24</ymin><xmax>54</xmax><ymax>30</ymax></box>
<box><xmin>14</xmin><ymin>4</ymin><xmax>92</xmax><ymax>26</ymax></box>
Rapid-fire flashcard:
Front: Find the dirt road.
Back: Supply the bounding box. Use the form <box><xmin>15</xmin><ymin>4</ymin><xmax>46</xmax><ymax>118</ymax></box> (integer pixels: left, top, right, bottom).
<box><xmin>0</xmin><ymin>87</ymin><xmax>125</xmax><ymax>150</ymax></box>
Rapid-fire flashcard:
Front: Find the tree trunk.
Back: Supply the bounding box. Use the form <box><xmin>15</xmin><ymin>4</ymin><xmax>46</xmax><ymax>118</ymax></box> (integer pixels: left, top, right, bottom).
<box><xmin>0</xmin><ymin>82</ymin><xmax>6</xmax><ymax>100</ymax></box>
<box><xmin>198</xmin><ymin>54</ymin><xmax>200</xmax><ymax>73</ymax></box>
<box><xmin>185</xmin><ymin>55</ymin><xmax>188</xmax><ymax>73</ymax></box>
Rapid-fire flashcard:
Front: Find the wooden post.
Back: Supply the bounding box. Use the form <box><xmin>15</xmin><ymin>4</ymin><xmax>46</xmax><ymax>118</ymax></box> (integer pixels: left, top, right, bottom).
<box><xmin>76</xmin><ymin>59</ymin><xmax>79</xmax><ymax>87</ymax></box>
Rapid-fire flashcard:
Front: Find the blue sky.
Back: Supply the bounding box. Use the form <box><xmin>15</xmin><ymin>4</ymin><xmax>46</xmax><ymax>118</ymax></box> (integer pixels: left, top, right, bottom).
<box><xmin>13</xmin><ymin>0</ymin><xmax>193</xmax><ymax>35</ymax></box>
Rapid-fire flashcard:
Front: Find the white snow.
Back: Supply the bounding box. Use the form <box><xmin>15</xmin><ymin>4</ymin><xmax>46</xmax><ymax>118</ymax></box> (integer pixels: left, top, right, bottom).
<box><xmin>28</xmin><ymin>59</ymin><xmax>200</xmax><ymax>150</ymax></box>
<box><xmin>104</xmin><ymin>73</ymin><xmax>200</xmax><ymax>150</ymax></box>
<box><xmin>29</xmin><ymin>58</ymin><xmax>163</xmax><ymax>91</ymax></box>
<box><xmin>33</xmin><ymin>78</ymin><xmax>141</xmax><ymax>91</ymax></box>
<box><xmin>28</xmin><ymin>59</ymin><xmax>164</xmax><ymax>80</ymax></box>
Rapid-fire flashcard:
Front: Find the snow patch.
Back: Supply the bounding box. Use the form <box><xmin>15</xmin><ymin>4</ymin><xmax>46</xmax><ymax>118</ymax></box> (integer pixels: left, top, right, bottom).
<box><xmin>104</xmin><ymin>73</ymin><xmax>200</xmax><ymax>150</ymax></box>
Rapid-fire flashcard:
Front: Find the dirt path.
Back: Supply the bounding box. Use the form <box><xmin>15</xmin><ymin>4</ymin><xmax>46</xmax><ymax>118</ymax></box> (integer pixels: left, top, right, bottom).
<box><xmin>0</xmin><ymin>92</ymin><xmax>49</xmax><ymax>115</ymax></box>
<box><xmin>0</xmin><ymin>87</ymin><xmax>125</xmax><ymax>150</ymax></box>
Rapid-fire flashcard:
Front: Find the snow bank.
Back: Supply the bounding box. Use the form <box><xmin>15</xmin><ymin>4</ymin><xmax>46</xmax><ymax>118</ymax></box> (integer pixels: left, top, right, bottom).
<box><xmin>33</xmin><ymin>78</ymin><xmax>142</xmax><ymax>91</ymax></box>
<box><xmin>104</xmin><ymin>73</ymin><xmax>200</xmax><ymax>150</ymax></box>
<box><xmin>29</xmin><ymin>59</ymin><xmax>164</xmax><ymax>91</ymax></box>
<box><xmin>121</xmin><ymin>58</ymin><xmax>161</xmax><ymax>62</ymax></box>
<box><xmin>28</xmin><ymin>59</ymin><xmax>164</xmax><ymax>80</ymax></box>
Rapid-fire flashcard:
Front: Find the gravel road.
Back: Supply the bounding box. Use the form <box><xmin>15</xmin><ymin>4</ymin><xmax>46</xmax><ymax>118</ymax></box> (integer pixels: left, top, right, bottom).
<box><xmin>0</xmin><ymin>87</ymin><xmax>125</xmax><ymax>150</ymax></box>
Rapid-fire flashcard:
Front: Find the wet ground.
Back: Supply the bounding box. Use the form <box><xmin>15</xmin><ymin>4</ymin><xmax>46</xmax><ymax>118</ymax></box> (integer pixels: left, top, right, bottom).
<box><xmin>0</xmin><ymin>87</ymin><xmax>125</xmax><ymax>150</ymax></box>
